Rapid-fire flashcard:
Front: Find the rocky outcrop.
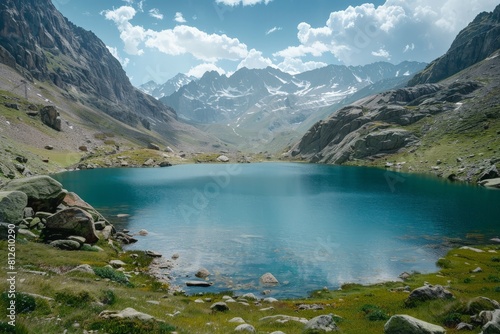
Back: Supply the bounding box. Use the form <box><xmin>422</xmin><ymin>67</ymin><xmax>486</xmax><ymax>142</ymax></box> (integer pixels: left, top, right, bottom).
<box><xmin>40</xmin><ymin>106</ymin><xmax>61</xmax><ymax>131</ymax></box>
<box><xmin>0</xmin><ymin>191</ymin><xmax>28</xmax><ymax>224</ymax></box>
<box><xmin>43</xmin><ymin>207</ymin><xmax>98</xmax><ymax>244</ymax></box>
<box><xmin>304</xmin><ymin>314</ymin><xmax>339</xmax><ymax>332</ymax></box>
<box><xmin>1</xmin><ymin>175</ymin><xmax>66</xmax><ymax>212</ymax></box>
<box><xmin>407</xmin><ymin>285</ymin><xmax>454</xmax><ymax>303</ymax></box>
<box><xmin>0</xmin><ymin>0</ymin><xmax>176</xmax><ymax>127</ymax></box>
<box><xmin>384</xmin><ymin>315</ymin><xmax>446</xmax><ymax>334</ymax></box>
<box><xmin>409</xmin><ymin>4</ymin><xmax>500</xmax><ymax>85</ymax></box>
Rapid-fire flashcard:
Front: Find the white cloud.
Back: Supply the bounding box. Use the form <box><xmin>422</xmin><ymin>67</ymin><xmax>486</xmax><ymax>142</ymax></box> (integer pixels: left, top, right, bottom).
<box><xmin>103</xmin><ymin>6</ymin><xmax>249</xmax><ymax>62</ymax></box>
<box><xmin>175</xmin><ymin>12</ymin><xmax>187</xmax><ymax>23</ymax></box>
<box><xmin>215</xmin><ymin>0</ymin><xmax>273</xmax><ymax>6</ymax></box>
<box><xmin>102</xmin><ymin>6</ymin><xmax>146</xmax><ymax>55</ymax></box>
<box><xmin>266</xmin><ymin>26</ymin><xmax>282</xmax><ymax>35</ymax></box>
<box><xmin>274</xmin><ymin>0</ymin><xmax>499</xmax><ymax>65</ymax></box>
<box><xmin>276</xmin><ymin>58</ymin><xmax>327</xmax><ymax>75</ymax></box>
<box><xmin>237</xmin><ymin>49</ymin><xmax>274</xmax><ymax>70</ymax></box>
<box><xmin>371</xmin><ymin>48</ymin><xmax>391</xmax><ymax>59</ymax></box>
<box><xmin>187</xmin><ymin>63</ymin><xmax>226</xmax><ymax>78</ymax></box>
<box><xmin>106</xmin><ymin>45</ymin><xmax>130</xmax><ymax>67</ymax></box>
<box><xmin>149</xmin><ymin>8</ymin><xmax>163</xmax><ymax>20</ymax></box>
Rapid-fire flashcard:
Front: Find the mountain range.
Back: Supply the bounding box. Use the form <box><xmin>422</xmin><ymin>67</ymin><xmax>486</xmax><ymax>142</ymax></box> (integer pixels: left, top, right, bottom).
<box><xmin>290</xmin><ymin>4</ymin><xmax>500</xmax><ymax>183</ymax></box>
<box><xmin>139</xmin><ymin>74</ymin><xmax>196</xmax><ymax>100</ymax></box>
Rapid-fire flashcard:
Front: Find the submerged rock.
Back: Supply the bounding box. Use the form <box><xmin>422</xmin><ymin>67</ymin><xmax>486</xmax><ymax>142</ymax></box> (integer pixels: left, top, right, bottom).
<box><xmin>260</xmin><ymin>273</ymin><xmax>279</xmax><ymax>285</ymax></box>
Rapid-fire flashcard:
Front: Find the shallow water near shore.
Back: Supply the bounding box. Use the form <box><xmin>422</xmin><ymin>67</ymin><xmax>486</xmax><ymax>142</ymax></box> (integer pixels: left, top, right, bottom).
<box><xmin>53</xmin><ymin>163</ymin><xmax>500</xmax><ymax>298</ymax></box>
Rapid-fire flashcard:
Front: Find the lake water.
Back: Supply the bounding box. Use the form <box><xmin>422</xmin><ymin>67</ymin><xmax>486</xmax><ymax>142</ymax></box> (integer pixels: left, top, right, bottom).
<box><xmin>53</xmin><ymin>163</ymin><xmax>500</xmax><ymax>298</ymax></box>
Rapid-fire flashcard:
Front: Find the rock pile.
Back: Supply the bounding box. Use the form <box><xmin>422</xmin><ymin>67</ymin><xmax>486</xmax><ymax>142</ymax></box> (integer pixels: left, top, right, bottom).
<box><xmin>0</xmin><ymin>175</ymin><xmax>115</xmax><ymax>249</ymax></box>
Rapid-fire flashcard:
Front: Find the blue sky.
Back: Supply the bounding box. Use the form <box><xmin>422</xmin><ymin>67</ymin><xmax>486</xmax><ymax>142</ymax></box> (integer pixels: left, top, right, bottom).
<box><xmin>52</xmin><ymin>0</ymin><xmax>499</xmax><ymax>86</ymax></box>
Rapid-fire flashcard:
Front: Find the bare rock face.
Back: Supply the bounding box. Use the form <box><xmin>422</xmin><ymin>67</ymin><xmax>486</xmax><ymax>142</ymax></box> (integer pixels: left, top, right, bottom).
<box><xmin>384</xmin><ymin>315</ymin><xmax>446</xmax><ymax>334</ymax></box>
<box><xmin>44</xmin><ymin>207</ymin><xmax>99</xmax><ymax>244</ymax></box>
<box><xmin>40</xmin><ymin>106</ymin><xmax>61</xmax><ymax>131</ymax></box>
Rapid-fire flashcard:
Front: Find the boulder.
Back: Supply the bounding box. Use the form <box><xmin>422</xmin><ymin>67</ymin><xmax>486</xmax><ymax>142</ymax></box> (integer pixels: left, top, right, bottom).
<box><xmin>467</xmin><ymin>297</ymin><xmax>500</xmax><ymax>314</ymax></box>
<box><xmin>40</xmin><ymin>106</ymin><xmax>62</xmax><ymax>131</ymax></box>
<box><xmin>482</xmin><ymin>309</ymin><xmax>500</xmax><ymax>334</ymax></box>
<box><xmin>260</xmin><ymin>273</ymin><xmax>279</xmax><ymax>285</ymax></box>
<box><xmin>407</xmin><ymin>284</ymin><xmax>453</xmax><ymax>303</ymax></box>
<box><xmin>210</xmin><ymin>302</ymin><xmax>229</xmax><ymax>312</ymax></box>
<box><xmin>50</xmin><ymin>239</ymin><xmax>81</xmax><ymax>250</ymax></box>
<box><xmin>217</xmin><ymin>155</ymin><xmax>230</xmax><ymax>162</ymax></box>
<box><xmin>195</xmin><ymin>268</ymin><xmax>210</xmax><ymax>279</ymax></box>
<box><xmin>235</xmin><ymin>324</ymin><xmax>255</xmax><ymax>332</ymax></box>
<box><xmin>99</xmin><ymin>307</ymin><xmax>155</xmax><ymax>322</ymax></box>
<box><xmin>148</xmin><ymin>143</ymin><xmax>160</xmax><ymax>150</ymax></box>
<box><xmin>0</xmin><ymin>191</ymin><xmax>28</xmax><ymax>224</ymax></box>
<box><xmin>229</xmin><ymin>317</ymin><xmax>246</xmax><ymax>324</ymax></box>
<box><xmin>304</xmin><ymin>314</ymin><xmax>339</xmax><ymax>332</ymax></box>
<box><xmin>23</xmin><ymin>207</ymin><xmax>34</xmax><ymax>218</ymax></box>
<box><xmin>44</xmin><ymin>208</ymin><xmax>98</xmax><ymax>244</ymax></box>
<box><xmin>159</xmin><ymin>161</ymin><xmax>172</xmax><ymax>167</ymax></box>
<box><xmin>145</xmin><ymin>250</ymin><xmax>162</xmax><ymax>257</ymax></box>
<box><xmin>109</xmin><ymin>260</ymin><xmax>126</xmax><ymax>268</ymax></box>
<box><xmin>241</xmin><ymin>293</ymin><xmax>258</xmax><ymax>301</ymax></box>
<box><xmin>67</xmin><ymin>264</ymin><xmax>95</xmax><ymax>275</ymax></box>
<box><xmin>384</xmin><ymin>315</ymin><xmax>446</xmax><ymax>334</ymax></box>
<box><xmin>2</xmin><ymin>176</ymin><xmax>66</xmax><ymax>212</ymax></box>
<box><xmin>186</xmin><ymin>281</ymin><xmax>213</xmax><ymax>287</ymax></box>
<box><xmin>479</xmin><ymin>165</ymin><xmax>499</xmax><ymax>181</ymax></box>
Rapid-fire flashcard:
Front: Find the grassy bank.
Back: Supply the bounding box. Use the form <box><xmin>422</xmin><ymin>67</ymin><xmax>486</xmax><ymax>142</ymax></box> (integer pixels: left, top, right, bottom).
<box><xmin>1</xmin><ymin>237</ymin><xmax>500</xmax><ymax>333</ymax></box>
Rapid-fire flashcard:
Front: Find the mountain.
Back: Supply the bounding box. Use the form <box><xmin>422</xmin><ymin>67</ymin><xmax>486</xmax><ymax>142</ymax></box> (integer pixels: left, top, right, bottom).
<box><xmin>290</xmin><ymin>6</ymin><xmax>500</xmax><ymax>184</ymax></box>
<box><xmin>138</xmin><ymin>74</ymin><xmax>196</xmax><ymax>100</ymax></box>
<box><xmin>161</xmin><ymin>62</ymin><xmax>425</xmax><ymax>152</ymax></box>
<box><xmin>0</xmin><ymin>0</ymin><xmax>178</xmax><ymax>128</ymax></box>
<box><xmin>408</xmin><ymin>4</ymin><xmax>500</xmax><ymax>85</ymax></box>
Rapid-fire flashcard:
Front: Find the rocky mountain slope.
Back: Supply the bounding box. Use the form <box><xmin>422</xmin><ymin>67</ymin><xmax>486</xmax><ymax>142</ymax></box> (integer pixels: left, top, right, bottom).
<box><xmin>0</xmin><ymin>0</ymin><xmax>226</xmax><ymax>179</ymax></box>
<box><xmin>409</xmin><ymin>4</ymin><xmax>500</xmax><ymax>85</ymax></box>
<box><xmin>139</xmin><ymin>74</ymin><xmax>196</xmax><ymax>100</ymax></box>
<box><xmin>290</xmin><ymin>5</ymin><xmax>500</xmax><ymax>184</ymax></box>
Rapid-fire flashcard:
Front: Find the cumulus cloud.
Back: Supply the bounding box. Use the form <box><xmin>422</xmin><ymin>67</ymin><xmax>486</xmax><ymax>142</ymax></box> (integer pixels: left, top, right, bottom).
<box><xmin>274</xmin><ymin>0</ymin><xmax>499</xmax><ymax>65</ymax></box>
<box><xmin>149</xmin><ymin>9</ymin><xmax>163</xmax><ymax>20</ymax></box>
<box><xmin>187</xmin><ymin>63</ymin><xmax>226</xmax><ymax>78</ymax></box>
<box><xmin>266</xmin><ymin>26</ymin><xmax>282</xmax><ymax>35</ymax></box>
<box><xmin>103</xmin><ymin>6</ymin><xmax>249</xmax><ymax>62</ymax></box>
<box><xmin>276</xmin><ymin>58</ymin><xmax>327</xmax><ymax>75</ymax></box>
<box><xmin>237</xmin><ymin>49</ymin><xmax>274</xmax><ymax>70</ymax></box>
<box><xmin>175</xmin><ymin>12</ymin><xmax>187</xmax><ymax>23</ymax></box>
<box><xmin>215</xmin><ymin>0</ymin><xmax>273</xmax><ymax>6</ymax></box>
<box><xmin>106</xmin><ymin>45</ymin><xmax>130</xmax><ymax>67</ymax></box>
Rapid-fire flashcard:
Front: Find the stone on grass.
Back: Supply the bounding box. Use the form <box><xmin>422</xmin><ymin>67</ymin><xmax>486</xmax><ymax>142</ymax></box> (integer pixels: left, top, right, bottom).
<box><xmin>210</xmin><ymin>302</ymin><xmax>229</xmax><ymax>312</ymax></box>
<box><xmin>456</xmin><ymin>322</ymin><xmax>473</xmax><ymax>330</ymax></box>
<box><xmin>217</xmin><ymin>155</ymin><xmax>229</xmax><ymax>162</ymax></box>
<box><xmin>241</xmin><ymin>293</ymin><xmax>258</xmax><ymax>300</ymax></box>
<box><xmin>50</xmin><ymin>239</ymin><xmax>81</xmax><ymax>250</ymax></box>
<box><xmin>145</xmin><ymin>250</ymin><xmax>162</xmax><ymax>257</ymax></box>
<box><xmin>109</xmin><ymin>260</ymin><xmax>127</xmax><ymax>268</ymax></box>
<box><xmin>384</xmin><ymin>315</ymin><xmax>446</xmax><ymax>334</ymax></box>
<box><xmin>229</xmin><ymin>317</ymin><xmax>246</xmax><ymax>324</ymax></box>
<box><xmin>304</xmin><ymin>314</ymin><xmax>339</xmax><ymax>332</ymax></box>
<box><xmin>67</xmin><ymin>264</ymin><xmax>95</xmax><ymax>275</ymax></box>
<box><xmin>481</xmin><ymin>309</ymin><xmax>500</xmax><ymax>334</ymax></box>
<box><xmin>99</xmin><ymin>307</ymin><xmax>155</xmax><ymax>322</ymax></box>
<box><xmin>235</xmin><ymin>324</ymin><xmax>255</xmax><ymax>332</ymax></box>
<box><xmin>407</xmin><ymin>284</ymin><xmax>453</xmax><ymax>302</ymax></box>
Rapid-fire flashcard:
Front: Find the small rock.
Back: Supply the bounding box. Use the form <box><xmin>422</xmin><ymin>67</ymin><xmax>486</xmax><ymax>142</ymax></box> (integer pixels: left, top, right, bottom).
<box><xmin>195</xmin><ymin>268</ymin><xmax>210</xmax><ymax>279</ymax></box>
<box><xmin>263</xmin><ymin>297</ymin><xmax>278</xmax><ymax>303</ymax></box>
<box><xmin>234</xmin><ymin>324</ymin><xmax>255</xmax><ymax>332</ymax></box>
<box><xmin>241</xmin><ymin>293</ymin><xmax>257</xmax><ymax>300</ymax></box>
<box><xmin>384</xmin><ymin>315</ymin><xmax>445</xmax><ymax>334</ymax></box>
<box><xmin>143</xmin><ymin>158</ymin><xmax>155</xmax><ymax>166</ymax></box>
<box><xmin>407</xmin><ymin>284</ymin><xmax>453</xmax><ymax>302</ymax></box>
<box><xmin>456</xmin><ymin>322</ymin><xmax>474</xmax><ymax>331</ymax></box>
<box><xmin>260</xmin><ymin>273</ymin><xmax>279</xmax><ymax>285</ymax></box>
<box><xmin>145</xmin><ymin>250</ymin><xmax>162</xmax><ymax>258</ymax></box>
<box><xmin>148</xmin><ymin>143</ymin><xmax>160</xmax><ymax>150</ymax></box>
<box><xmin>109</xmin><ymin>260</ymin><xmax>127</xmax><ymax>268</ymax></box>
<box><xmin>210</xmin><ymin>302</ymin><xmax>229</xmax><ymax>312</ymax></box>
<box><xmin>186</xmin><ymin>281</ymin><xmax>213</xmax><ymax>287</ymax></box>
<box><xmin>67</xmin><ymin>264</ymin><xmax>94</xmax><ymax>275</ymax></box>
<box><xmin>304</xmin><ymin>314</ymin><xmax>339</xmax><ymax>332</ymax></box>
<box><xmin>138</xmin><ymin>229</ymin><xmax>148</xmax><ymax>236</ymax></box>
<box><xmin>172</xmin><ymin>253</ymin><xmax>180</xmax><ymax>260</ymax></box>
<box><xmin>50</xmin><ymin>240</ymin><xmax>81</xmax><ymax>250</ymax></box>
<box><xmin>159</xmin><ymin>161</ymin><xmax>172</xmax><ymax>167</ymax></box>
<box><xmin>399</xmin><ymin>272</ymin><xmax>411</xmax><ymax>280</ymax></box>
<box><xmin>99</xmin><ymin>307</ymin><xmax>155</xmax><ymax>322</ymax></box>
<box><xmin>45</xmin><ymin>145</ymin><xmax>54</xmax><ymax>150</ymax></box>
<box><xmin>18</xmin><ymin>229</ymin><xmax>37</xmax><ymax>238</ymax></box>
<box><xmin>460</xmin><ymin>246</ymin><xmax>484</xmax><ymax>253</ymax></box>
<box><xmin>194</xmin><ymin>299</ymin><xmax>205</xmax><ymax>303</ymax></box>
<box><xmin>217</xmin><ymin>155</ymin><xmax>230</xmax><ymax>162</ymax></box>
<box><xmin>68</xmin><ymin>236</ymin><xmax>86</xmax><ymax>245</ymax></box>
<box><xmin>229</xmin><ymin>317</ymin><xmax>246</xmax><ymax>324</ymax></box>
<box><xmin>471</xmin><ymin>267</ymin><xmax>483</xmax><ymax>273</ymax></box>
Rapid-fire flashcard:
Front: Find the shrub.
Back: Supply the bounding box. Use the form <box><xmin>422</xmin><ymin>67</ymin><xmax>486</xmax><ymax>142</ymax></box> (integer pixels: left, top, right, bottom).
<box><xmin>1</xmin><ymin>292</ymin><xmax>36</xmax><ymax>314</ymax></box>
<box><xmin>361</xmin><ymin>304</ymin><xmax>390</xmax><ymax>321</ymax></box>
<box><xmin>100</xmin><ymin>289</ymin><xmax>116</xmax><ymax>305</ymax></box>
<box><xmin>0</xmin><ymin>321</ymin><xmax>30</xmax><ymax>334</ymax></box>
<box><xmin>442</xmin><ymin>312</ymin><xmax>462</xmax><ymax>327</ymax></box>
<box><xmin>492</xmin><ymin>257</ymin><xmax>500</xmax><ymax>262</ymax></box>
<box><xmin>436</xmin><ymin>258</ymin><xmax>452</xmax><ymax>269</ymax></box>
<box><xmin>89</xmin><ymin>319</ymin><xmax>175</xmax><ymax>333</ymax></box>
<box><xmin>55</xmin><ymin>290</ymin><xmax>92</xmax><ymax>307</ymax></box>
<box><xmin>93</xmin><ymin>266</ymin><xmax>131</xmax><ymax>285</ymax></box>
<box><xmin>463</xmin><ymin>277</ymin><xmax>473</xmax><ymax>283</ymax></box>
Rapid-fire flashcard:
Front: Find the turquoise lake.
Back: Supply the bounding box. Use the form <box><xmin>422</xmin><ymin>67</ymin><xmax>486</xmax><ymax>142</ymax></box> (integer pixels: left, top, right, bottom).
<box><xmin>53</xmin><ymin>163</ymin><xmax>500</xmax><ymax>298</ymax></box>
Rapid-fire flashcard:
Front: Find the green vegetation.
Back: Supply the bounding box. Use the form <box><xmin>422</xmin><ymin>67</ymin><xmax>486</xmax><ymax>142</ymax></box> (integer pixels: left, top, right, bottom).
<box><xmin>1</xmin><ymin>238</ymin><xmax>500</xmax><ymax>333</ymax></box>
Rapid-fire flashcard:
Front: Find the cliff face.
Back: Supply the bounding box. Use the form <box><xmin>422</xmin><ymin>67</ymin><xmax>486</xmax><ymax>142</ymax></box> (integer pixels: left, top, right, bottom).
<box><xmin>0</xmin><ymin>0</ymin><xmax>175</xmax><ymax>126</ymax></box>
<box><xmin>408</xmin><ymin>4</ymin><xmax>500</xmax><ymax>85</ymax></box>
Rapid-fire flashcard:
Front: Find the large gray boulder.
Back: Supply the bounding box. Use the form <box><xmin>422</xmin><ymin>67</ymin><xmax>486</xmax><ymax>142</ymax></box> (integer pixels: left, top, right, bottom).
<box><xmin>304</xmin><ymin>314</ymin><xmax>339</xmax><ymax>332</ymax></box>
<box><xmin>407</xmin><ymin>284</ymin><xmax>453</xmax><ymax>303</ymax></box>
<box><xmin>482</xmin><ymin>309</ymin><xmax>500</xmax><ymax>334</ymax></box>
<box><xmin>384</xmin><ymin>315</ymin><xmax>446</xmax><ymax>334</ymax></box>
<box><xmin>44</xmin><ymin>208</ymin><xmax>98</xmax><ymax>244</ymax></box>
<box><xmin>0</xmin><ymin>191</ymin><xmax>28</xmax><ymax>224</ymax></box>
<box><xmin>40</xmin><ymin>105</ymin><xmax>62</xmax><ymax>131</ymax></box>
<box><xmin>1</xmin><ymin>176</ymin><xmax>66</xmax><ymax>212</ymax></box>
